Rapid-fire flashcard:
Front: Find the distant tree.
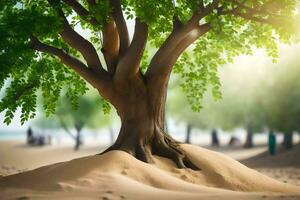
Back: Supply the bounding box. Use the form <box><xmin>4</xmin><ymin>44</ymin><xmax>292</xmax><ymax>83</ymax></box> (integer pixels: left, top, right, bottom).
<box><xmin>263</xmin><ymin>53</ymin><xmax>300</xmax><ymax>149</ymax></box>
<box><xmin>55</xmin><ymin>96</ymin><xmax>106</xmax><ymax>150</ymax></box>
<box><xmin>35</xmin><ymin>94</ymin><xmax>111</xmax><ymax>150</ymax></box>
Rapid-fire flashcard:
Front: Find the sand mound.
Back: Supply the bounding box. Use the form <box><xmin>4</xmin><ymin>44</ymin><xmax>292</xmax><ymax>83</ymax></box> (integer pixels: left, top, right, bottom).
<box><xmin>242</xmin><ymin>144</ymin><xmax>300</xmax><ymax>168</ymax></box>
<box><xmin>0</xmin><ymin>144</ymin><xmax>299</xmax><ymax>200</ymax></box>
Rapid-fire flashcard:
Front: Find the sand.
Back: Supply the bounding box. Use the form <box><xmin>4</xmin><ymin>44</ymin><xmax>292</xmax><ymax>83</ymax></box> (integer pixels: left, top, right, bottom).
<box><xmin>241</xmin><ymin>143</ymin><xmax>300</xmax><ymax>186</ymax></box>
<box><xmin>0</xmin><ymin>143</ymin><xmax>300</xmax><ymax>200</ymax></box>
<box><xmin>0</xmin><ymin>140</ymin><xmax>106</xmax><ymax>176</ymax></box>
<box><xmin>243</xmin><ymin>144</ymin><xmax>300</xmax><ymax>168</ymax></box>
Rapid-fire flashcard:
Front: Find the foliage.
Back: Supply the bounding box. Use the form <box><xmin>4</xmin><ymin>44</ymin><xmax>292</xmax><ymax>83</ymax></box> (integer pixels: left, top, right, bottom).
<box><xmin>262</xmin><ymin>48</ymin><xmax>300</xmax><ymax>133</ymax></box>
<box><xmin>34</xmin><ymin>92</ymin><xmax>112</xmax><ymax>132</ymax></box>
<box><xmin>0</xmin><ymin>0</ymin><xmax>297</xmax><ymax>124</ymax></box>
<box><xmin>169</xmin><ymin>44</ymin><xmax>300</xmax><ymax>134</ymax></box>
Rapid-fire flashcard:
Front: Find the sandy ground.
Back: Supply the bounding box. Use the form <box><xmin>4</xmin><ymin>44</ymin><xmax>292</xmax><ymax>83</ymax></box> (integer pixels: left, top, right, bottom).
<box><xmin>0</xmin><ymin>140</ymin><xmax>107</xmax><ymax>176</ymax></box>
<box><xmin>0</xmin><ymin>140</ymin><xmax>299</xmax><ymax>200</ymax></box>
<box><xmin>0</xmin><ymin>141</ymin><xmax>267</xmax><ymax>175</ymax></box>
<box><xmin>241</xmin><ymin>143</ymin><xmax>300</xmax><ymax>186</ymax></box>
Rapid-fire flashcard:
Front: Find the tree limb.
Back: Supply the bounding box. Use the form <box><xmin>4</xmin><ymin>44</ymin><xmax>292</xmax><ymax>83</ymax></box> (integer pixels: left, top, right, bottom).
<box><xmin>102</xmin><ymin>18</ymin><xmax>120</xmax><ymax>74</ymax></box>
<box><xmin>147</xmin><ymin>23</ymin><xmax>210</xmax><ymax>90</ymax></box>
<box><xmin>30</xmin><ymin>36</ymin><xmax>112</xmax><ymax>98</ymax></box>
<box><xmin>87</xmin><ymin>0</ymin><xmax>96</xmax><ymax>5</ymax></box>
<box><xmin>165</xmin><ymin>23</ymin><xmax>211</xmax><ymax>74</ymax></box>
<box><xmin>114</xmin><ymin>18</ymin><xmax>148</xmax><ymax>84</ymax></box>
<box><xmin>48</xmin><ymin>0</ymin><xmax>104</xmax><ymax>73</ymax></box>
<box><xmin>110</xmin><ymin>0</ymin><xmax>130</xmax><ymax>56</ymax></box>
<box><xmin>221</xmin><ymin>0</ymin><xmax>286</xmax><ymax>26</ymax></box>
<box><xmin>230</xmin><ymin>11</ymin><xmax>282</xmax><ymax>26</ymax></box>
<box><xmin>59</xmin><ymin>118</ymin><xmax>76</xmax><ymax>140</ymax></box>
<box><xmin>14</xmin><ymin>83</ymin><xmax>37</xmax><ymax>102</ymax></box>
<box><xmin>62</xmin><ymin>0</ymin><xmax>98</xmax><ymax>25</ymax></box>
<box><xmin>146</xmin><ymin>0</ymin><xmax>219</xmax><ymax>79</ymax></box>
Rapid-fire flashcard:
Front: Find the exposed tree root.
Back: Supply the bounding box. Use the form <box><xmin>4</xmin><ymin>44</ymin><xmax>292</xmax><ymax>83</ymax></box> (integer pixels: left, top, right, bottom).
<box><xmin>101</xmin><ymin>128</ymin><xmax>200</xmax><ymax>171</ymax></box>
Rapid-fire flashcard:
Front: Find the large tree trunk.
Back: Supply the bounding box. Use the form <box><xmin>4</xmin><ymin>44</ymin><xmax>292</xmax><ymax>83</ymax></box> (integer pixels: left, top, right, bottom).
<box><xmin>185</xmin><ymin>124</ymin><xmax>192</xmax><ymax>144</ymax></box>
<box><xmin>282</xmin><ymin>132</ymin><xmax>293</xmax><ymax>149</ymax></box>
<box><xmin>102</xmin><ymin>78</ymin><xmax>198</xmax><ymax>170</ymax></box>
<box><xmin>244</xmin><ymin>128</ymin><xmax>254</xmax><ymax>148</ymax></box>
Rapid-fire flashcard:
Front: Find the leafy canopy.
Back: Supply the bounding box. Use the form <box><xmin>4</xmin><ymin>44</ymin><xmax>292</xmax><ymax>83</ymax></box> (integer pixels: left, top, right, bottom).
<box><xmin>0</xmin><ymin>0</ymin><xmax>297</xmax><ymax>124</ymax></box>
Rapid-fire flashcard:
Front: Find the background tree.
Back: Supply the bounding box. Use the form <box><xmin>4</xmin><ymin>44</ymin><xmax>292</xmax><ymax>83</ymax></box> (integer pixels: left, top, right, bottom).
<box><xmin>262</xmin><ymin>49</ymin><xmax>300</xmax><ymax>149</ymax></box>
<box><xmin>167</xmin><ymin>83</ymin><xmax>220</xmax><ymax>144</ymax></box>
<box><xmin>34</xmin><ymin>94</ymin><xmax>112</xmax><ymax>150</ymax></box>
<box><xmin>0</xmin><ymin>0</ymin><xmax>297</xmax><ymax>169</ymax></box>
<box><xmin>55</xmin><ymin>95</ymin><xmax>108</xmax><ymax>150</ymax></box>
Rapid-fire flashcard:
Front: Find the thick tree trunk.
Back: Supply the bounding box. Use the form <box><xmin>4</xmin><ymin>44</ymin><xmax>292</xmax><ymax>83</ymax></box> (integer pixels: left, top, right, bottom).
<box><xmin>282</xmin><ymin>132</ymin><xmax>293</xmax><ymax>149</ymax></box>
<box><xmin>185</xmin><ymin>124</ymin><xmax>192</xmax><ymax>144</ymax></box>
<box><xmin>102</xmin><ymin>78</ymin><xmax>199</xmax><ymax>170</ymax></box>
<box><xmin>244</xmin><ymin>128</ymin><xmax>254</xmax><ymax>148</ymax></box>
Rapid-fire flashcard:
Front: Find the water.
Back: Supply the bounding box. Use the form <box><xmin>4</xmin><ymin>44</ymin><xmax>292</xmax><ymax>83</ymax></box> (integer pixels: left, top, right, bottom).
<box><xmin>1</xmin><ymin>127</ymin><xmax>299</xmax><ymax>146</ymax></box>
<box><xmin>0</xmin><ymin>130</ymin><xmax>26</xmax><ymax>140</ymax></box>
<box><xmin>0</xmin><ymin>128</ymin><xmax>114</xmax><ymax>146</ymax></box>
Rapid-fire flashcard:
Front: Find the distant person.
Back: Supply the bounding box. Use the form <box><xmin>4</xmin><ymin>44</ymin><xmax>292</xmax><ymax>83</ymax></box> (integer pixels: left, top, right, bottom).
<box><xmin>228</xmin><ymin>136</ymin><xmax>240</xmax><ymax>146</ymax></box>
<box><xmin>47</xmin><ymin>135</ymin><xmax>52</xmax><ymax>145</ymax></box>
<box><xmin>26</xmin><ymin>127</ymin><xmax>34</xmax><ymax>145</ymax></box>
<box><xmin>37</xmin><ymin>135</ymin><xmax>45</xmax><ymax>146</ymax></box>
<box><xmin>211</xmin><ymin>129</ymin><xmax>220</xmax><ymax>147</ymax></box>
<box><xmin>268</xmin><ymin>130</ymin><xmax>276</xmax><ymax>156</ymax></box>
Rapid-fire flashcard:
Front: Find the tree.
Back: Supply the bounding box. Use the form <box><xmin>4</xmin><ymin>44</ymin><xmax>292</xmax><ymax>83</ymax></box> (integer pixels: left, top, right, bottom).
<box><xmin>0</xmin><ymin>0</ymin><xmax>297</xmax><ymax>169</ymax></box>
<box><xmin>167</xmin><ymin>83</ymin><xmax>220</xmax><ymax>144</ymax></box>
<box><xmin>263</xmin><ymin>49</ymin><xmax>300</xmax><ymax>149</ymax></box>
<box><xmin>55</xmin><ymin>95</ymin><xmax>107</xmax><ymax>150</ymax></box>
<box><xmin>33</xmin><ymin>94</ymin><xmax>111</xmax><ymax>150</ymax></box>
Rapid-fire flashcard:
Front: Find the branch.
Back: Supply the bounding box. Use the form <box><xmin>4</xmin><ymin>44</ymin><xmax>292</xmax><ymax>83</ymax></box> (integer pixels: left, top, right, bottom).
<box><xmin>221</xmin><ymin>0</ymin><xmax>286</xmax><ymax>26</ymax></box>
<box><xmin>146</xmin><ymin>0</ymin><xmax>219</xmax><ymax>79</ymax></box>
<box><xmin>166</xmin><ymin>23</ymin><xmax>211</xmax><ymax>72</ymax></box>
<box><xmin>30</xmin><ymin>36</ymin><xmax>112</xmax><ymax>96</ymax></box>
<box><xmin>230</xmin><ymin>11</ymin><xmax>280</xmax><ymax>25</ymax></box>
<box><xmin>14</xmin><ymin>83</ymin><xmax>37</xmax><ymax>102</ymax></box>
<box><xmin>110</xmin><ymin>0</ymin><xmax>130</xmax><ymax>56</ymax></box>
<box><xmin>87</xmin><ymin>0</ymin><xmax>96</xmax><ymax>5</ymax></box>
<box><xmin>62</xmin><ymin>0</ymin><xmax>98</xmax><ymax>25</ymax></box>
<box><xmin>114</xmin><ymin>18</ymin><xmax>148</xmax><ymax>84</ymax></box>
<box><xmin>173</xmin><ymin>15</ymin><xmax>183</xmax><ymax>30</ymax></box>
<box><xmin>102</xmin><ymin>18</ymin><xmax>120</xmax><ymax>74</ymax></box>
<box><xmin>48</xmin><ymin>0</ymin><xmax>103</xmax><ymax>73</ymax></box>
<box><xmin>147</xmin><ymin>23</ymin><xmax>210</xmax><ymax>82</ymax></box>
<box><xmin>193</xmin><ymin>0</ymin><xmax>220</xmax><ymax>21</ymax></box>
<box><xmin>59</xmin><ymin>118</ymin><xmax>76</xmax><ymax>140</ymax></box>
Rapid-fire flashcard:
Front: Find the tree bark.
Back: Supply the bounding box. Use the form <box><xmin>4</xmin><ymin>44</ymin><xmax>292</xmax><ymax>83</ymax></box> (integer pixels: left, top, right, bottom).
<box><xmin>102</xmin><ymin>77</ymin><xmax>199</xmax><ymax>170</ymax></box>
<box><xmin>282</xmin><ymin>132</ymin><xmax>293</xmax><ymax>149</ymax></box>
<box><xmin>74</xmin><ymin>125</ymin><xmax>83</xmax><ymax>151</ymax></box>
<box><xmin>244</xmin><ymin>128</ymin><xmax>254</xmax><ymax>148</ymax></box>
<box><xmin>185</xmin><ymin>124</ymin><xmax>192</xmax><ymax>144</ymax></box>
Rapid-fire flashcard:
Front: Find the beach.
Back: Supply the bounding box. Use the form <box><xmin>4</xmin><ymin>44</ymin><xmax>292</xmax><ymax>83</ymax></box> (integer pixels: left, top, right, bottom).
<box><xmin>0</xmin><ymin>139</ymin><xmax>300</xmax><ymax>200</ymax></box>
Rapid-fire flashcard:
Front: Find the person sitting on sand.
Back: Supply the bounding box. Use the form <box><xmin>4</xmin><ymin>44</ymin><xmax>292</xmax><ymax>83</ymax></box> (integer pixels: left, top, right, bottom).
<box><xmin>228</xmin><ymin>136</ymin><xmax>240</xmax><ymax>146</ymax></box>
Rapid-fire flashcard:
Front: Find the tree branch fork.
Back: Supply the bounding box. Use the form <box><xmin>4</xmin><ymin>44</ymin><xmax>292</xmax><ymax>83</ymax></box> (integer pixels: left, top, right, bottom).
<box><xmin>30</xmin><ymin>0</ymin><xmax>286</xmax><ymax>103</ymax></box>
